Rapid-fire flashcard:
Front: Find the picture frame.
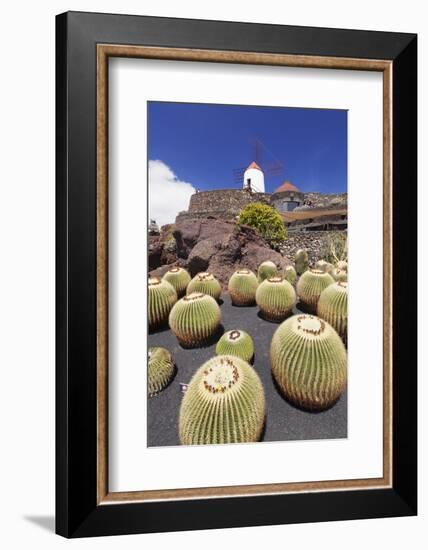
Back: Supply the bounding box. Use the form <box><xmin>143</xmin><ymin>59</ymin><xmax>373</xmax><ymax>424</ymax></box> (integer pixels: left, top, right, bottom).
<box><xmin>56</xmin><ymin>11</ymin><xmax>417</xmax><ymax>538</ymax></box>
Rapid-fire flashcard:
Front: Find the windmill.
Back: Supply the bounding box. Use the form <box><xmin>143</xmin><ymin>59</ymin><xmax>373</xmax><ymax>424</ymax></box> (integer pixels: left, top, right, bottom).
<box><xmin>232</xmin><ymin>138</ymin><xmax>284</xmax><ymax>186</ymax></box>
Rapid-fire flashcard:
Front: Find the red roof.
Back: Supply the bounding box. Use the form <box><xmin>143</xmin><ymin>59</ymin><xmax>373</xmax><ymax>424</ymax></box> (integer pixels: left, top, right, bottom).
<box><xmin>246</xmin><ymin>161</ymin><xmax>262</xmax><ymax>171</ymax></box>
<box><xmin>274</xmin><ymin>181</ymin><xmax>300</xmax><ymax>193</ymax></box>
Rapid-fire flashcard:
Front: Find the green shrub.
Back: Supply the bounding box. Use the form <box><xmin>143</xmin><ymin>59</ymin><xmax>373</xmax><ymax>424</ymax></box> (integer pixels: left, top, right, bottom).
<box><xmin>238</xmin><ymin>202</ymin><xmax>287</xmax><ymax>246</ymax></box>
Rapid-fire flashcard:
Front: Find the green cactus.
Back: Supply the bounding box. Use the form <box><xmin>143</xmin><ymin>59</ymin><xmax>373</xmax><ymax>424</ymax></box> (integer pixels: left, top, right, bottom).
<box><xmin>187</xmin><ymin>272</ymin><xmax>222</xmax><ymax>301</ymax></box>
<box><xmin>228</xmin><ymin>269</ymin><xmax>258</xmax><ymax>306</ymax></box>
<box><xmin>179</xmin><ymin>355</ymin><xmax>265</xmax><ymax>445</ymax></box>
<box><xmin>283</xmin><ymin>265</ymin><xmax>297</xmax><ymax>285</ymax></box>
<box><xmin>162</xmin><ymin>267</ymin><xmax>191</xmax><ymax>298</ymax></box>
<box><xmin>215</xmin><ymin>330</ymin><xmax>255</xmax><ymax>363</ymax></box>
<box><xmin>317</xmin><ymin>281</ymin><xmax>348</xmax><ymax>343</ymax></box>
<box><xmin>256</xmin><ymin>276</ymin><xmax>296</xmax><ymax>322</ymax></box>
<box><xmin>295</xmin><ymin>249</ymin><xmax>309</xmax><ymax>275</ymax></box>
<box><xmin>336</xmin><ymin>260</ymin><xmax>348</xmax><ymax>272</ymax></box>
<box><xmin>331</xmin><ymin>267</ymin><xmax>348</xmax><ymax>282</ymax></box>
<box><xmin>148</xmin><ymin>277</ymin><xmax>177</xmax><ymax>331</ymax></box>
<box><xmin>296</xmin><ymin>269</ymin><xmax>334</xmax><ymax>312</ymax></box>
<box><xmin>169</xmin><ymin>292</ymin><xmax>221</xmax><ymax>348</ymax></box>
<box><xmin>314</xmin><ymin>259</ymin><xmax>334</xmax><ymax>274</ymax></box>
<box><xmin>270</xmin><ymin>314</ymin><xmax>347</xmax><ymax>410</ymax></box>
<box><xmin>257</xmin><ymin>260</ymin><xmax>277</xmax><ymax>282</ymax></box>
<box><xmin>148</xmin><ymin>347</ymin><xmax>175</xmax><ymax>397</ymax></box>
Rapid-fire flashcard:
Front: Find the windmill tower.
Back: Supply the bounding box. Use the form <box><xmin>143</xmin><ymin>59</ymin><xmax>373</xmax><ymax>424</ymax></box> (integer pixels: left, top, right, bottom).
<box><xmin>243</xmin><ymin>161</ymin><xmax>265</xmax><ymax>193</ymax></box>
<box><xmin>233</xmin><ymin>138</ymin><xmax>283</xmax><ymax>193</ymax></box>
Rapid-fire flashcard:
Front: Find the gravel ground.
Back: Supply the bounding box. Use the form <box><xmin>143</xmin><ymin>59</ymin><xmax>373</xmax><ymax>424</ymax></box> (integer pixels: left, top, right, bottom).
<box><xmin>148</xmin><ymin>293</ymin><xmax>347</xmax><ymax>447</ymax></box>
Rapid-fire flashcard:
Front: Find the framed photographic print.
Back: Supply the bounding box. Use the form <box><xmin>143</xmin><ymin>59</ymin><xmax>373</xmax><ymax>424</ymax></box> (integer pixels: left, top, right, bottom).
<box><xmin>56</xmin><ymin>11</ymin><xmax>417</xmax><ymax>538</ymax></box>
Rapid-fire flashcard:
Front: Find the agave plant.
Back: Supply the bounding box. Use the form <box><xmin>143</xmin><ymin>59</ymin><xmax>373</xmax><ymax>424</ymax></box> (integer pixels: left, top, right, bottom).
<box><xmin>187</xmin><ymin>272</ymin><xmax>222</xmax><ymax>301</ymax></box>
<box><xmin>179</xmin><ymin>355</ymin><xmax>265</xmax><ymax>445</ymax></box>
<box><xmin>257</xmin><ymin>260</ymin><xmax>277</xmax><ymax>282</ymax></box>
<box><xmin>295</xmin><ymin>249</ymin><xmax>309</xmax><ymax>275</ymax></box>
<box><xmin>256</xmin><ymin>276</ymin><xmax>296</xmax><ymax>322</ymax></box>
<box><xmin>148</xmin><ymin>277</ymin><xmax>177</xmax><ymax>331</ymax></box>
<box><xmin>215</xmin><ymin>330</ymin><xmax>254</xmax><ymax>362</ymax></box>
<box><xmin>317</xmin><ymin>281</ymin><xmax>348</xmax><ymax>343</ymax></box>
<box><xmin>283</xmin><ymin>265</ymin><xmax>297</xmax><ymax>285</ymax></box>
<box><xmin>296</xmin><ymin>269</ymin><xmax>334</xmax><ymax>312</ymax></box>
<box><xmin>162</xmin><ymin>267</ymin><xmax>191</xmax><ymax>298</ymax></box>
<box><xmin>228</xmin><ymin>269</ymin><xmax>258</xmax><ymax>306</ymax></box>
<box><xmin>148</xmin><ymin>347</ymin><xmax>175</xmax><ymax>397</ymax></box>
<box><xmin>270</xmin><ymin>314</ymin><xmax>347</xmax><ymax>410</ymax></box>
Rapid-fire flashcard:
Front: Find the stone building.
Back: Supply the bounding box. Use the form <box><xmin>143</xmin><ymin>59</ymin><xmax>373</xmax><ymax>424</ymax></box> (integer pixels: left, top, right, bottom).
<box><xmin>271</xmin><ymin>181</ymin><xmax>305</xmax><ymax>212</ymax></box>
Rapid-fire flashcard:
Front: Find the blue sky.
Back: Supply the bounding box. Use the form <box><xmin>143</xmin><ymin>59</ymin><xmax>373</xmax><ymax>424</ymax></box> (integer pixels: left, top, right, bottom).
<box><xmin>148</xmin><ymin>101</ymin><xmax>347</xmax><ymax>195</ymax></box>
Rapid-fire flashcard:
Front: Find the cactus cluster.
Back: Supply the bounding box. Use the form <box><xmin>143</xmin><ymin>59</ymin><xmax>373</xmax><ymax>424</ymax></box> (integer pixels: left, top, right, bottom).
<box><xmin>228</xmin><ymin>269</ymin><xmax>258</xmax><ymax>306</ymax></box>
<box><xmin>314</xmin><ymin>259</ymin><xmax>334</xmax><ymax>274</ymax></box>
<box><xmin>179</xmin><ymin>355</ymin><xmax>265</xmax><ymax>445</ymax></box>
<box><xmin>257</xmin><ymin>261</ymin><xmax>277</xmax><ymax>282</ymax></box>
<box><xmin>331</xmin><ymin>267</ymin><xmax>348</xmax><ymax>282</ymax></box>
<box><xmin>169</xmin><ymin>292</ymin><xmax>221</xmax><ymax>347</ymax></box>
<box><xmin>270</xmin><ymin>314</ymin><xmax>347</xmax><ymax>410</ymax></box>
<box><xmin>336</xmin><ymin>260</ymin><xmax>348</xmax><ymax>272</ymax></box>
<box><xmin>296</xmin><ymin>269</ymin><xmax>334</xmax><ymax>312</ymax></box>
<box><xmin>148</xmin><ymin>347</ymin><xmax>175</xmax><ymax>397</ymax></box>
<box><xmin>295</xmin><ymin>249</ymin><xmax>309</xmax><ymax>275</ymax></box>
<box><xmin>148</xmin><ymin>277</ymin><xmax>177</xmax><ymax>331</ymax></box>
<box><xmin>256</xmin><ymin>276</ymin><xmax>296</xmax><ymax>322</ymax></box>
<box><xmin>317</xmin><ymin>281</ymin><xmax>348</xmax><ymax>343</ymax></box>
<box><xmin>216</xmin><ymin>330</ymin><xmax>255</xmax><ymax>363</ymax></box>
<box><xmin>187</xmin><ymin>272</ymin><xmax>222</xmax><ymax>301</ymax></box>
<box><xmin>283</xmin><ymin>265</ymin><xmax>297</xmax><ymax>285</ymax></box>
<box><xmin>162</xmin><ymin>267</ymin><xmax>191</xmax><ymax>298</ymax></box>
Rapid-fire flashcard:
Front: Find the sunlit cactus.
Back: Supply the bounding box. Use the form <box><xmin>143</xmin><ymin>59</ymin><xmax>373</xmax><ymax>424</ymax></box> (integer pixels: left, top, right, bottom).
<box><xmin>148</xmin><ymin>277</ymin><xmax>177</xmax><ymax>331</ymax></box>
<box><xmin>336</xmin><ymin>260</ymin><xmax>348</xmax><ymax>272</ymax></box>
<box><xmin>187</xmin><ymin>272</ymin><xmax>222</xmax><ymax>301</ymax></box>
<box><xmin>296</xmin><ymin>269</ymin><xmax>334</xmax><ymax>312</ymax></box>
<box><xmin>317</xmin><ymin>281</ymin><xmax>348</xmax><ymax>343</ymax></box>
<box><xmin>315</xmin><ymin>259</ymin><xmax>334</xmax><ymax>274</ymax></box>
<box><xmin>169</xmin><ymin>292</ymin><xmax>221</xmax><ymax>348</ymax></box>
<box><xmin>148</xmin><ymin>347</ymin><xmax>175</xmax><ymax>397</ymax></box>
<box><xmin>270</xmin><ymin>314</ymin><xmax>347</xmax><ymax>410</ymax></box>
<box><xmin>162</xmin><ymin>267</ymin><xmax>191</xmax><ymax>298</ymax></box>
<box><xmin>257</xmin><ymin>260</ymin><xmax>277</xmax><ymax>282</ymax></box>
<box><xmin>228</xmin><ymin>269</ymin><xmax>258</xmax><ymax>306</ymax></box>
<box><xmin>283</xmin><ymin>265</ymin><xmax>297</xmax><ymax>285</ymax></box>
<box><xmin>331</xmin><ymin>267</ymin><xmax>347</xmax><ymax>282</ymax></box>
<box><xmin>295</xmin><ymin>249</ymin><xmax>309</xmax><ymax>275</ymax></box>
<box><xmin>215</xmin><ymin>330</ymin><xmax>255</xmax><ymax>363</ymax></box>
<box><xmin>256</xmin><ymin>276</ymin><xmax>296</xmax><ymax>322</ymax></box>
<box><xmin>179</xmin><ymin>355</ymin><xmax>265</xmax><ymax>445</ymax></box>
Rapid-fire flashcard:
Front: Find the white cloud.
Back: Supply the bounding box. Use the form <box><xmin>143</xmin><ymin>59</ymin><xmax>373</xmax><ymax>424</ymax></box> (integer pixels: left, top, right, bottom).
<box><xmin>148</xmin><ymin>160</ymin><xmax>196</xmax><ymax>227</ymax></box>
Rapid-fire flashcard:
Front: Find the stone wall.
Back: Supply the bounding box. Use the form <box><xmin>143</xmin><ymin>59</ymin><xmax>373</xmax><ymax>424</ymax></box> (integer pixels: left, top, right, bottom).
<box><xmin>188</xmin><ymin>189</ymin><xmax>271</xmax><ymax>215</ymax></box>
<box><xmin>279</xmin><ymin>230</ymin><xmax>346</xmax><ymax>263</ymax></box>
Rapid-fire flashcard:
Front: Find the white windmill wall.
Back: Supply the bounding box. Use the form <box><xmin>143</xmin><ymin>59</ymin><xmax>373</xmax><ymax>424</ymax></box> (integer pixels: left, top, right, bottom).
<box><xmin>243</xmin><ymin>167</ymin><xmax>265</xmax><ymax>193</ymax></box>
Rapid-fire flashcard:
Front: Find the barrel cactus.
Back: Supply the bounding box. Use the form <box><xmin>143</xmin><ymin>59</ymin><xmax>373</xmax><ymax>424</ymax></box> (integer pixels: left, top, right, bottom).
<box><xmin>187</xmin><ymin>272</ymin><xmax>222</xmax><ymax>301</ymax></box>
<box><xmin>296</xmin><ymin>269</ymin><xmax>334</xmax><ymax>312</ymax></box>
<box><xmin>317</xmin><ymin>281</ymin><xmax>348</xmax><ymax>343</ymax></box>
<box><xmin>162</xmin><ymin>267</ymin><xmax>191</xmax><ymax>298</ymax></box>
<box><xmin>295</xmin><ymin>249</ymin><xmax>309</xmax><ymax>275</ymax></box>
<box><xmin>331</xmin><ymin>267</ymin><xmax>348</xmax><ymax>282</ymax></box>
<box><xmin>336</xmin><ymin>260</ymin><xmax>348</xmax><ymax>272</ymax></box>
<box><xmin>283</xmin><ymin>265</ymin><xmax>297</xmax><ymax>285</ymax></box>
<box><xmin>228</xmin><ymin>269</ymin><xmax>258</xmax><ymax>306</ymax></box>
<box><xmin>315</xmin><ymin>259</ymin><xmax>334</xmax><ymax>274</ymax></box>
<box><xmin>270</xmin><ymin>314</ymin><xmax>347</xmax><ymax>410</ymax></box>
<box><xmin>257</xmin><ymin>260</ymin><xmax>277</xmax><ymax>282</ymax></box>
<box><xmin>148</xmin><ymin>347</ymin><xmax>175</xmax><ymax>397</ymax></box>
<box><xmin>179</xmin><ymin>355</ymin><xmax>265</xmax><ymax>445</ymax></box>
<box><xmin>256</xmin><ymin>276</ymin><xmax>296</xmax><ymax>322</ymax></box>
<box><xmin>148</xmin><ymin>277</ymin><xmax>177</xmax><ymax>331</ymax></box>
<box><xmin>169</xmin><ymin>292</ymin><xmax>221</xmax><ymax>347</ymax></box>
<box><xmin>215</xmin><ymin>330</ymin><xmax>254</xmax><ymax>363</ymax></box>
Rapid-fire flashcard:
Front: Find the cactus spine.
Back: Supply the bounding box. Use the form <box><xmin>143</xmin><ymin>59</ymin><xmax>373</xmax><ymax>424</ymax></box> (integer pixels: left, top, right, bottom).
<box><xmin>317</xmin><ymin>281</ymin><xmax>348</xmax><ymax>343</ymax></box>
<box><xmin>228</xmin><ymin>269</ymin><xmax>258</xmax><ymax>306</ymax></box>
<box><xmin>270</xmin><ymin>314</ymin><xmax>347</xmax><ymax>410</ymax></box>
<box><xmin>331</xmin><ymin>267</ymin><xmax>348</xmax><ymax>282</ymax></box>
<box><xmin>187</xmin><ymin>272</ymin><xmax>222</xmax><ymax>301</ymax></box>
<box><xmin>295</xmin><ymin>249</ymin><xmax>309</xmax><ymax>275</ymax></box>
<box><xmin>296</xmin><ymin>269</ymin><xmax>334</xmax><ymax>312</ymax></box>
<box><xmin>179</xmin><ymin>355</ymin><xmax>265</xmax><ymax>445</ymax></box>
<box><xmin>216</xmin><ymin>330</ymin><xmax>254</xmax><ymax>363</ymax></box>
<box><xmin>162</xmin><ymin>267</ymin><xmax>191</xmax><ymax>298</ymax></box>
<box><xmin>283</xmin><ymin>265</ymin><xmax>297</xmax><ymax>285</ymax></box>
<box><xmin>256</xmin><ymin>276</ymin><xmax>296</xmax><ymax>322</ymax></box>
<box><xmin>314</xmin><ymin>259</ymin><xmax>334</xmax><ymax>274</ymax></box>
<box><xmin>257</xmin><ymin>261</ymin><xmax>277</xmax><ymax>282</ymax></box>
<box><xmin>169</xmin><ymin>292</ymin><xmax>221</xmax><ymax>347</ymax></box>
<box><xmin>148</xmin><ymin>277</ymin><xmax>177</xmax><ymax>331</ymax></box>
<box><xmin>148</xmin><ymin>347</ymin><xmax>175</xmax><ymax>397</ymax></box>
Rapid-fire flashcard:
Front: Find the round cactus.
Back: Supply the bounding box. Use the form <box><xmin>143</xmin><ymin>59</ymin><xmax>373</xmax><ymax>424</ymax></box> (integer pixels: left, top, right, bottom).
<box><xmin>187</xmin><ymin>272</ymin><xmax>222</xmax><ymax>301</ymax></box>
<box><xmin>228</xmin><ymin>269</ymin><xmax>258</xmax><ymax>306</ymax></box>
<box><xmin>336</xmin><ymin>260</ymin><xmax>348</xmax><ymax>272</ymax></box>
<box><xmin>331</xmin><ymin>267</ymin><xmax>348</xmax><ymax>282</ymax></box>
<box><xmin>317</xmin><ymin>281</ymin><xmax>348</xmax><ymax>343</ymax></box>
<box><xmin>179</xmin><ymin>355</ymin><xmax>265</xmax><ymax>445</ymax></box>
<box><xmin>162</xmin><ymin>267</ymin><xmax>191</xmax><ymax>298</ymax></box>
<box><xmin>295</xmin><ymin>249</ymin><xmax>309</xmax><ymax>275</ymax></box>
<box><xmin>148</xmin><ymin>347</ymin><xmax>175</xmax><ymax>397</ymax></box>
<box><xmin>296</xmin><ymin>269</ymin><xmax>334</xmax><ymax>312</ymax></box>
<box><xmin>148</xmin><ymin>277</ymin><xmax>177</xmax><ymax>331</ymax></box>
<box><xmin>257</xmin><ymin>260</ymin><xmax>277</xmax><ymax>282</ymax></box>
<box><xmin>283</xmin><ymin>265</ymin><xmax>297</xmax><ymax>285</ymax></box>
<box><xmin>270</xmin><ymin>314</ymin><xmax>347</xmax><ymax>410</ymax></box>
<box><xmin>215</xmin><ymin>330</ymin><xmax>254</xmax><ymax>363</ymax></box>
<box><xmin>169</xmin><ymin>292</ymin><xmax>221</xmax><ymax>347</ymax></box>
<box><xmin>256</xmin><ymin>276</ymin><xmax>296</xmax><ymax>322</ymax></box>
<box><xmin>314</xmin><ymin>259</ymin><xmax>334</xmax><ymax>274</ymax></box>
